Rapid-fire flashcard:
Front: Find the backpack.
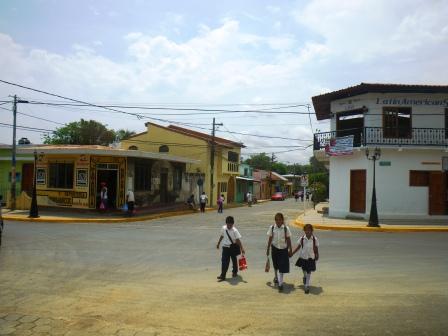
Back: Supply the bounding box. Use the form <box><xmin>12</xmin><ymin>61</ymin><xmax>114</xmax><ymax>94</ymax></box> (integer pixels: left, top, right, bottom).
<box><xmin>300</xmin><ymin>235</ymin><xmax>319</xmax><ymax>261</ymax></box>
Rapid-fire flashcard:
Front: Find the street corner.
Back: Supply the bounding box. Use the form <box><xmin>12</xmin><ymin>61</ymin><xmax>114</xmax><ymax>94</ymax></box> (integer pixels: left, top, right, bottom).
<box><xmin>292</xmin><ymin>214</ymin><xmax>448</xmax><ymax>233</ymax></box>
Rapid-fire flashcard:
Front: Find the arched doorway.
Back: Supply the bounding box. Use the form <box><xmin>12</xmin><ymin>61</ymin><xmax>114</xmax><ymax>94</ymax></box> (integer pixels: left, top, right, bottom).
<box><xmin>227</xmin><ymin>177</ymin><xmax>235</xmax><ymax>203</ymax></box>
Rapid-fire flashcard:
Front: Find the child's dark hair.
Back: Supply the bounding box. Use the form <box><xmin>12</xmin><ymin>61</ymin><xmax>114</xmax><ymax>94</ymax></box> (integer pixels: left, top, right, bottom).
<box><xmin>274</xmin><ymin>212</ymin><xmax>284</xmax><ymax>222</ymax></box>
<box><xmin>226</xmin><ymin>216</ymin><xmax>234</xmax><ymax>224</ymax></box>
<box><xmin>303</xmin><ymin>223</ymin><xmax>314</xmax><ymax>231</ymax></box>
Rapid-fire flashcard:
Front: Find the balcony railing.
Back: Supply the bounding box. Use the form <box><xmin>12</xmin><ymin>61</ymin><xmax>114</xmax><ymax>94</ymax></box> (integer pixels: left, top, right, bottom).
<box><xmin>227</xmin><ymin>162</ymin><xmax>239</xmax><ymax>173</ymax></box>
<box><xmin>313</xmin><ymin>127</ymin><xmax>448</xmax><ymax>150</ymax></box>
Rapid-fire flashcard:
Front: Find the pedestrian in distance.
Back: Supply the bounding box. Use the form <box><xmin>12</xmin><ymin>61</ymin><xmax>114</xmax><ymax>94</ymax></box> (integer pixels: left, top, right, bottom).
<box><xmin>186</xmin><ymin>194</ymin><xmax>196</xmax><ymax>211</ymax></box>
<box><xmin>217</xmin><ymin>194</ymin><xmax>225</xmax><ymax>213</ymax></box>
<box><xmin>126</xmin><ymin>188</ymin><xmax>135</xmax><ymax>216</ymax></box>
<box><xmin>199</xmin><ymin>192</ymin><xmax>208</xmax><ymax>213</ymax></box>
<box><xmin>291</xmin><ymin>223</ymin><xmax>319</xmax><ymax>294</ymax></box>
<box><xmin>246</xmin><ymin>191</ymin><xmax>253</xmax><ymax>207</ymax></box>
<box><xmin>294</xmin><ymin>192</ymin><xmax>299</xmax><ymax>202</ymax></box>
<box><xmin>266</xmin><ymin>212</ymin><xmax>292</xmax><ymax>292</ymax></box>
<box><xmin>216</xmin><ymin>216</ymin><xmax>245</xmax><ymax>281</ymax></box>
<box><xmin>100</xmin><ymin>182</ymin><xmax>108</xmax><ymax>211</ymax></box>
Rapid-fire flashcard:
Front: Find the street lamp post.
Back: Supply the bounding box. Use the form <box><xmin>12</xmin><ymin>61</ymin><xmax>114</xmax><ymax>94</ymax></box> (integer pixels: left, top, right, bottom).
<box><xmin>365</xmin><ymin>147</ymin><xmax>381</xmax><ymax>227</ymax></box>
<box><xmin>28</xmin><ymin>150</ymin><xmax>39</xmax><ymax>218</ymax></box>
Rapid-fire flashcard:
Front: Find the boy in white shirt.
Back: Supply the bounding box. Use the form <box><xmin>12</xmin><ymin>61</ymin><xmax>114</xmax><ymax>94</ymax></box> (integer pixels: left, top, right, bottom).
<box><xmin>216</xmin><ymin>216</ymin><xmax>245</xmax><ymax>281</ymax></box>
<box><xmin>292</xmin><ymin>224</ymin><xmax>320</xmax><ymax>294</ymax></box>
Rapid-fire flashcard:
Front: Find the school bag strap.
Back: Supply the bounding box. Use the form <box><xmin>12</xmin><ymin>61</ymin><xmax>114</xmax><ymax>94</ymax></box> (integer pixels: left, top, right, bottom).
<box><xmin>271</xmin><ymin>225</ymin><xmax>288</xmax><ymax>244</ymax></box>
<box><xmin>225</xmin><ymin>229</ymin><xmax>234</xmax><ymax>244</ymax></box>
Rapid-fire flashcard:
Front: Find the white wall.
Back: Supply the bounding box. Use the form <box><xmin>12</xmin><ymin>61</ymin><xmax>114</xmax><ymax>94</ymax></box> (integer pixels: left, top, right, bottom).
<box><xmin>331</xmin><ymin>92</ymin><xmax>448</xmax><ymax>129</ymax></box>
<box><xmin>329</xmin><ymin>148</ymin><xmax>447</xmax><ymax>219</ymax></box>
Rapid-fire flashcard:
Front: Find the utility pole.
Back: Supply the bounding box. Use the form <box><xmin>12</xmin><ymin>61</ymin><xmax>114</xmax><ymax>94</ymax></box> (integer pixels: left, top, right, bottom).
<box><xmin>210</xmin><ymin>118</ymin><xmax>223</xmax><ymax>207</ymax></box>
<box><xmin>269</xmin><ymin>153</ymin><xmax>275</xmax><ymax>197</ymax></box>
<box><xmin>10</xmin><ymin>95</ymin><xmax>17</xmax><ymax>210</ymax></box>
<box><xmin>10</xmin><ymin>96</ymin><xmax>28</xmax><ymax>211</ymax></box>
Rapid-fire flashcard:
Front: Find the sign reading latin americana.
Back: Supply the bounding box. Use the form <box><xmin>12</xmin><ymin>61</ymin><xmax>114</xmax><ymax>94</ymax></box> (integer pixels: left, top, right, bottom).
<box><xmin>376</xmin><ymin>97</ymin><xmax>448</xmax><ymax>106</ymax></box>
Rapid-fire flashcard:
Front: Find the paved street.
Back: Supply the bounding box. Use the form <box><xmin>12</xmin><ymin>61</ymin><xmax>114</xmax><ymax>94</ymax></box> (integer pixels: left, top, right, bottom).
<box><xmin>1</xmin><ymin>199</ymin><xmax>448</xmax><ymax>336</ymax></box>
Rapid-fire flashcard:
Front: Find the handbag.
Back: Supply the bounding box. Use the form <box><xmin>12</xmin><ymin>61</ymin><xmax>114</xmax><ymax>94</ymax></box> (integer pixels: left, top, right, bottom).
<box><xmin>265</xmin><ymin>257</ymin><xmax>270</xmax><ymax>272</ymax></box>
<box><xmin>225</xmin><ymin>230</ymin><xmax>241</xmax><ymax>256</ymax></box>
<box><xmin>238</xmin><ymin>255</ymin><xmax>247</xmax><ymax>271</ymax></box>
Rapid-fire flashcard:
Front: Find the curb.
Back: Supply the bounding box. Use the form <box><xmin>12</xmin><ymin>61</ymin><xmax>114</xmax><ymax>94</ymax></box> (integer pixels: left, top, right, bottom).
<box><xmin>2</xmin><ymin>209</ymin><xmax>199</xmax><ymax>224</ymax></box>
<box><xmin>294</xmin><ymin>217</ymin><xmax>448</xmax><ymax>233</ymax></box>
<box><xmin>1</xmin><ymin>200</ymin><xmax>270</xmax><ymax>224</ymax></box>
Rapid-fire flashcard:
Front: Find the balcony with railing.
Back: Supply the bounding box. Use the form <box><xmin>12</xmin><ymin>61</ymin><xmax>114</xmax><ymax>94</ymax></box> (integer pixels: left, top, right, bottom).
<box><xmin>313</xmin><ymin>127</ymin><xmax>448</xmax><ymax>150</ymax></box>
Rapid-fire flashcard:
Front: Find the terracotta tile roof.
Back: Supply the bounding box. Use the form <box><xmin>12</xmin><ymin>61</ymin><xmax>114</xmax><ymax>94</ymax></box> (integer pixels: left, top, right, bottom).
<box><xmin>139</xmin><ymin>122</ymin><xmax>244</xmax><ymax>148</ymax></box>
<box><xmin>312</xmin><ymin>82</ymin><xmax>448</xmax><ymax>120</ymax></box>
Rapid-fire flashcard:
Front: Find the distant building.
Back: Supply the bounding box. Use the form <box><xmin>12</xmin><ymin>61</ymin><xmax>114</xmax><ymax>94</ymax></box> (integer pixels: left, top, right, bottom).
<box><xmin>121</xmin><ymin>123</ymin><xmax>244</xmax><ymax>206</ymax></box>
<box><xmin>236</xmin><ymin>163</ymin><xmax>254</xmax><ymax>203</ymax></box>
<box><xmin>313</xmin><ymin>83</ymin><xmax>448</xmax><ymax>219</ymax></box>
<box><xmin>17</xmin><ymin>145</ymin><xmax>197</xmax><ymax>209</ymax></box>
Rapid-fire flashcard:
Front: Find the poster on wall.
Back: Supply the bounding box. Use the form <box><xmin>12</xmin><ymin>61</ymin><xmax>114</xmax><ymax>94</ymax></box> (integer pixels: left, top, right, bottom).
<box><xmin>36</xmin><ymin>168</ymin><xmax>46</xmax><ymax>185</ymax></box>
<box><xmin>325</xmin><ymin>135</ymin><xmax>354</xmax><ymax>156</ymax></box>
<box><xmin>76</xmin><ymin>169</ymin><xmax>88</xmax><ymax>187</ymax></box>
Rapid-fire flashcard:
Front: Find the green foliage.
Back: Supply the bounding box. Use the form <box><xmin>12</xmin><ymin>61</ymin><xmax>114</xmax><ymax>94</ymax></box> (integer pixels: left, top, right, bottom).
<box><xmin>116</xmin><ymin>129</ymin><xmax>136</xmax><ymax>141</ymax></box>
<box><xmin>43</xmin><ymin>119</ymin><xmax>135</xmax><ymax>146</ymax></box>
<box><xmin>310</xmin><ymin>181</ymin><xmax>327</xmax><ymax>204</ymax></box>
<box><xmin>244</xmin><ymin>153</ymin><xmax>273</xmax><ymax>170</ymax></box>
<box><xmin>271</xmin><ymin>162</ymin><xmax>288</xmax><ymax>175</ymax></box>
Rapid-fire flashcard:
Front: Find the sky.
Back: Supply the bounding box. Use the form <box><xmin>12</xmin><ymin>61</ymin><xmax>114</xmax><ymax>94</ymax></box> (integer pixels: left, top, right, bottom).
<box><xmin>0</xmin><ymin>0</ymin><xmax>447</xmax><ymax>164</ymax></box>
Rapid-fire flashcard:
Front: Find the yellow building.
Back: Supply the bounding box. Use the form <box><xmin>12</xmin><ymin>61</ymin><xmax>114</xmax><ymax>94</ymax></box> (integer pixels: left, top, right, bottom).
<box><xmin>121</xmin><ymin>123</ymin><xmax>244</xmax><ymax>206</ymax></box>
<box><xmin>17</xmin><ymin>145</ymin><xmax>197</xmax><ymax>209</ymax></box>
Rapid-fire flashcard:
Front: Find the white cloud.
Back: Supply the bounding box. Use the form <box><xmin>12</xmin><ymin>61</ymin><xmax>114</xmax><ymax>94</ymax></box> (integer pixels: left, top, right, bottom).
<box><xmin>294</xmin><ymin>0</ymin><xmax>448</xmax><ymax>63</ymax></box>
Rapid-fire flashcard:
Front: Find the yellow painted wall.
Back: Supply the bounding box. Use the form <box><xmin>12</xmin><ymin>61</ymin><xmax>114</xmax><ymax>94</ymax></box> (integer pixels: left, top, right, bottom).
<box><xmin>121</xmin><ymin>123</ymin><xmax>242</xmax><ymax>205</ymax></box>
<box><xmin>35</xmin><ymin>154</ymin><xmax>91</xmax><ymax>208</ymax></box>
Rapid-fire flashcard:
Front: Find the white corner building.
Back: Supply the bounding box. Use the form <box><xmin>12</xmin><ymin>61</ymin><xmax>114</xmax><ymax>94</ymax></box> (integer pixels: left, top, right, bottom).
<box><xmin>312</xmin><ymin>83</ymin><xmax>448</xmax><ymax>220</ymax></box>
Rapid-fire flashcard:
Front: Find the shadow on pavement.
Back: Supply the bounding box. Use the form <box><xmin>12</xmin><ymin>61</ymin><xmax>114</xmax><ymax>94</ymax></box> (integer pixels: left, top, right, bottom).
<box><xmin>297</xmin><ymin>284</ymin><xmax>324</xmax><ymax>295</ymax></box>
<box><xmin>265</xmin><ymin>281</ymin><xmax>296</xmax><ymax>294</ymax></box>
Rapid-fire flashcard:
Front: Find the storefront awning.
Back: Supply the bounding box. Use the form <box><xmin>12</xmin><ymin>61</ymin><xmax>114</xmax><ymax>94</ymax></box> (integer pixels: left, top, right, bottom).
<box><xmin>236</xmin><ymin>176</ymin><xmax>254</xmax><ymax>181</ymax></box>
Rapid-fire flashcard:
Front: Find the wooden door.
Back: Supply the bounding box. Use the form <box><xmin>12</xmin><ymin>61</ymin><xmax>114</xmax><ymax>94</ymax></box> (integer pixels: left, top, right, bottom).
<box><xmin>350</xmin><ymin>170</ymin><xmax>366</xmax><ymax>213</ymax></box>
<box><xmin>21</xmin><ymin>163</ymin><xmax>34</xmax><ymax>195</ymax></box>
<box><xmin>429</xmin><ymin>171</ymin><xmax>446</xmax><ymax>215</ymax></box>
<box><xmin>227</xmin><ymin>177</ymin><xmax>235</xmax><ymax>203</ymax></box>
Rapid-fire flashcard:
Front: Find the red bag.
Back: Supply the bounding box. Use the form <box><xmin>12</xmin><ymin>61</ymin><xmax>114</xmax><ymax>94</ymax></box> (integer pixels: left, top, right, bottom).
<box><xmin>238</xmin><ymin>255</ymin><xmax>247</xmax><ymax>271</ymax></box>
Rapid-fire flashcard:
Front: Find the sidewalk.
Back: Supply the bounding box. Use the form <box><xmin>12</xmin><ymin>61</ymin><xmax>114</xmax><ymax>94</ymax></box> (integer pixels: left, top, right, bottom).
<box><xmin>294</xmin><ymin>203</ymin><xmax>448</xmax><ymax>232</ymax></box>
<box><xmin>1</xmin><ymin>199</ymin><xmax>271</xmax><ymax>223</ymax></box>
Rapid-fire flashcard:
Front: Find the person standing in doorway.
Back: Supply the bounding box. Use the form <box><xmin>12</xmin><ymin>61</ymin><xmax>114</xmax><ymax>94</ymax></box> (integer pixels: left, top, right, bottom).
<box><xmin>246</xmin><ymin>191</ymin><xmax>253</xmax><ymax>207</ymax></box>
<box><xmin>266</xmin><ymin>213</ymin><xmax>292</xmax><ymax>292</ymax></box>
<box><xmin>200</xmin><ymin>192</ymin><xmax>208</xmax><ymax>213</ymax></box>
<box><xmin>100</xmin><ymin>182</ymin><xmax>108</xmax><ymax>210</ymax></box>
<box><xmin>216</xmin><ymin>216</ymin><xmax>245</xmax><ymax>281</ymax></box>
<box><xmin>126</xmin><ymin>188</ymin><xmax>135</xmax><ymax>216</ymax></box>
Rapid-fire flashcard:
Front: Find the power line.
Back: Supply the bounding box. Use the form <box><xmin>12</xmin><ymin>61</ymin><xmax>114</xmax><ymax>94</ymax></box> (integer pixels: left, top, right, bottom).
<box><xmin>24</xmin><ymin>101</ymin><xmax>313</xmax><ymax>115</ymax></box>
<box><xmin>0</xmin><ymin>122</ymin><xmax>54</xmax><ymax>133</ymax></box>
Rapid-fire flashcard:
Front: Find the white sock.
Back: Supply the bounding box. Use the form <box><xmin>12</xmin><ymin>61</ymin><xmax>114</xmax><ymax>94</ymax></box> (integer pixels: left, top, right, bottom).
<box><xmin>305</xmin><ymin>273</ymin><xmax>311</xmax><ymax>287</ymax></box>
<box><xmin>278</xmin><ymin>272</ymin><xmax>284</xmax><ymax>286</ymax></box>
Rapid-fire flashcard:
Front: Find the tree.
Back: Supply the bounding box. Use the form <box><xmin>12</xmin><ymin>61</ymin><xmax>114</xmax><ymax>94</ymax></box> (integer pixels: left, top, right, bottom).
<box><xmin>116</xmin><ymin>129</ymin><xmax>136</xmax><ymax>141</ymax></box>
<box><xmin>244</xmin><ymin>153</ymin><xmax>273</xmax><ymax>170</ymax></box>
<box><xmin>43</xmin><ymin>119</ymin><xmax>123</xmax><ymax>146</ymax></box>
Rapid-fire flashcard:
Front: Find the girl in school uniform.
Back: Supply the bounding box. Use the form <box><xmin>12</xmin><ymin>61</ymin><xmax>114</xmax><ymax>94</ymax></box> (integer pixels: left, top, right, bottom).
<box><xmin>292</xmin><ymin>224</ymin><xmax>319</xmax><ymax>294</ymax></box>
<box><xmin>266</xmin><ymin>213</ymin><xmax>292</xmax><ymax>292</ymax></box>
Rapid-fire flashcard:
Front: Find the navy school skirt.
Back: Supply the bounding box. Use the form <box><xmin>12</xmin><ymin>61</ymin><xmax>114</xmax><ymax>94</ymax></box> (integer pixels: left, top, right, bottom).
<box><xmin>295</xmin><ymin>258</ymin><xmax>316</xmax><ymax>273</ymax></box>
<box><xmin>271</xmin><ymin>245</ymin><xmax>290</xmax><ymax>273</ymax></box>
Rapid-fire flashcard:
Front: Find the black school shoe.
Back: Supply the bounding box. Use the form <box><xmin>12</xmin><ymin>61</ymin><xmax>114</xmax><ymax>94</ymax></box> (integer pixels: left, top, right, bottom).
<box><xmin>217</xmin><ymin>275</ymin><xmax>225</xmax><ymax>281</ymax></box>
<box><xmin>278</xmin><ymin>285</ymin><xmax>284</xmax><ymax>292</ymax></box>
<box><xmin>232</xmin><ymin>272</ymin><xmax>238</xmax><ymax>277</ymax></box>
<box><xmin>304</xmin><ymin>287</ymin><xmax>310</xmax><ymax>294</ymax></box>
<box><xmin>273</xmin><ymin>277</ymin><xmax>279</xmax><ymax>285</ymax></box>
